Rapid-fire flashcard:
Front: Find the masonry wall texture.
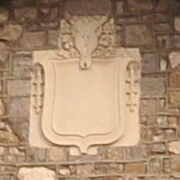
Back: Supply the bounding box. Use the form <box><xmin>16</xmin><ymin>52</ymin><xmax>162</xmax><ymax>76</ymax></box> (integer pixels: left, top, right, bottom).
<box><xmin>0</xmin><ymin>0</ymin><xmax>180</xmax><ymax>179</ymax></box>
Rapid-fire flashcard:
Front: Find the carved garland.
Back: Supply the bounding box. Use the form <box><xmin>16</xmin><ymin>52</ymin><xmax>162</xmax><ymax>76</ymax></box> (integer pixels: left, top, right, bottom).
<box><xmin>31</xmin><ymin>64</ymin><xmax>44</xmax><ymax>115</ymax></box>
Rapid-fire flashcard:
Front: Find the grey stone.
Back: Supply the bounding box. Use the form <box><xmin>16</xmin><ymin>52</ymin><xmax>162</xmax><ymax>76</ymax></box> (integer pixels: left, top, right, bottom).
<box><xmin>124</xmin><ymin>146</ymin><xmax>148</xmax><ymax>160</ymax></box>
<box><xmin>48</xmin><ymin>30</ymin><xmax>59</xmax><ymax>47</ymax></box>
<box><xmin>140</xmin><ymin>99</ymin><xmax>156</xmax><ymax>115</ymax></box>
<box><xmin>142</xmin><ymin>53</ymin><xmax>158</xmax><ymax>73</ymax></box>
<box><xmin>148</xmin><ymin>158</ymin><xmax>162</xmax><ymax>174</ymax></box>
<box><xmin>24</xmin><ymin>31</ymin><xmax>46</xmax><ymax>49</ymax></box>
<box><xmin>141</xmin><ymin>77</ymin><xmax>165</xmax><ymax>96</ymax></box>
<box><xmin>125</xmin><ymin>25</ymin><xmax>153</xmax><ymax>46</ymax></box>
<box><xmin>149</xmin><ymin>143</ymin><xmax>166</xmax><ymax>154</ymax></box>
<box><xmin>12</xmin><ymin>52</ymin><xmax>32</xmax><ymax>78</ymax></box>
<box><xmin>8</xmin><ymin>80</ymin><xmax>30</xmax><ymax>97</ymax></box>
<box><xmin>9</xmin><ymin>98</ymin><xmax>30</xmax><ymax>117</ymax></box>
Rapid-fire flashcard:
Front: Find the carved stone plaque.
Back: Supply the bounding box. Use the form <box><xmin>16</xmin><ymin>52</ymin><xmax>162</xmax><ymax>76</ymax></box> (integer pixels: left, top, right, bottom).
<box><xmin>29</xmin><ymin>16</ymin><xmax>141</xmax><ymax>154</ymax></box>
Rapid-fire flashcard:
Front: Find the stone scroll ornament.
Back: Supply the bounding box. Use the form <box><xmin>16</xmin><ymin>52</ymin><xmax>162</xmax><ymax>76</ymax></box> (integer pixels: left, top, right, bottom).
<box><xmin>29</xmin><ymin>15</ymin><xmax>141</xmax><ymax>154</ymax></box>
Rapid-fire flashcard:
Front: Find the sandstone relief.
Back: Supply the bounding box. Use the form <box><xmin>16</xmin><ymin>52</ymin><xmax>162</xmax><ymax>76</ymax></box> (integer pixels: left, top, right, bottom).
<box><xmin>29</xmin><ymin>15</ymin><xmax>141</xmax><ymax>154</ymax></box>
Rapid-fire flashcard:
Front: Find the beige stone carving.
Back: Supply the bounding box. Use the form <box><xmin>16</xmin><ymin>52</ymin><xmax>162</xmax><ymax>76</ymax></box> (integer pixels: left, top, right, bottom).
<box><xmin>29</xmin><ymin>15</ymin><xmax>141</xmax><ymax>154</ymax></box>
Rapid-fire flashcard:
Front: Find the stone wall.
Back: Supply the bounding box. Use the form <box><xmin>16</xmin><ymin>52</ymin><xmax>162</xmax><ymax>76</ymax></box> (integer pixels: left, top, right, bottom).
<box><xmin>0</xmin><ymin>0</ymin><xmax>180</xmax><ymax>179</ymax></box>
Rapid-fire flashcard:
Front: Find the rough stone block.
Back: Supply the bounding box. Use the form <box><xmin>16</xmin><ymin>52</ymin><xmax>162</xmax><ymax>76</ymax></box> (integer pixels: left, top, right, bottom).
<box><xmin>49</xmin><ymin>146</ymin><xmax>67</xmax><ymax>161</ymax></box>
<box><xmin>18</xmin><ymin>167</ymin><xmax>55</xmax><ymax>180</ymax></box>
<box><xmin>9</xmin><ymin>97</ymin><xmax>30</xmax><ymax>141</ymax></box>
<box><xmin>140</xmin><ymin>99</ymin><xmax>157</xmax><ymax>115</ymax></box>
<box><xmin>169</xmin><ymin>52</ymin><xmax>180</xmax><ymax>69</ymax></box>
<box><xmin>10</xmin><ymin>0</ymin><xmax>34</xmax><ymax>7</ymax></box>
<box><xmin>0</xmin><ymin>127</ymin><xmax>19</xmax><ymax>143</ymax></box>
<box><xmin>9</xmin><ymin>98</ymin><xmax>30</xmax><ymax>117</ymax></box>
<box><xmin>171</xmin><ymin>158</ymin><xmax>180</xmax><ymax>173</ymax></box>
<box><xmin>142</xmin><ymin>53</ymin><xmax>158</xmax><ymax>73</ymax></box>
<box><xmin>0</xmin><ymin>8</ymin><xmax>9</xmax><ymax>22</ymax></box>
<box><xmin>24</xmin><ymin>31</ymin><xmax>46</xmax><ymax>49</ymax></box>
<box><xmin>8</xmin><ymin>80</ymin><xmax>30</xmax><ymax>97</ymax></box>
<box><xmin>154</xmin><ymin>0</ymin><xmax>169</xmax><ymax>12</ymax></box>
<box><xmin>173</xmin><ymin>35</ymin><xmax>180</xmax><ymax>48</ymax></box>
<box><xmin>170</xmin><ymin>71</ymin><xmax>180</xmax><ymax>88</ymax></box>
<box><xmin>59</xmin><ymin>167</ymin><xmax>71</xmax><ymax>175</ymax></box>
<box><xmin>148</xmin><ymin>143</ymin><xmax>166</xmax><ymax>154</ymax></box>
<box><xmin>65</xmin><ymin>0</ymin><xmax>111</xmax><ymax>16</ymax></box>
<box><xmin>124</xmin><ymin>146</ymin><xmax>148</xmax><ymax>160</ymax></box>
<box><xmin>39</xmin><ymin>8</ymin><xmax>58</xmax><ymax>22</ymax></box>
<box><xmin>94</xmin><ymin>163</ymin><xmax>123</xmax><ymax>174</ymax></box>
<box><xmin>0</xmin><ymin>24</ymin><xmax>23</xmax><ymax>41</ymax></box>
<box><xmin>156</xmin><ymin>116</ymin><xmax>168</xmax><ymax>127</ymax></box>
<box><xmin>141</xmin><ymin>77</ymin><xmax>165</xmax><ymax>96</ymax></box>
<box><xmin>148</xmin><ymin>158</ymin><xmax>162</xmax><ymax>174</ymax></box>
<box><xmin>124</xmin><ymin>162</ymin><xmax>146</xmax><ymax>174</ymax></box>
<box><xmin>72</xmin><ymin>164</ymin><xmax>93</xmax><ymax>175</ymax></box>
<box><xmin>14</xmin><ymin>8</ymin><xmax>37</xmax><ymax>22</ymax></box>
<box><xmin>155</xmin><ymin>13</ymin><xmax>170</xmax><ymax>23</ymax></box>
<box><xmin>168</xmin><ymin>117</ymin><xmax>178</xmax><ymax>127</ymax></box>
<box><xmin>168</xmin><ymin>141</ymin><xmax>180</xmax><ymax>154</ymax></box>
<box><xmin>48</xmin><ymin>30</ymin><xmax>59</xmax><ymax>47</ymax></box>
<box><xmin>155</xmin><ymin>23</ymin><xmax>171</xmax><ymax>33</ymax></box>
<box><xmin>101</xmin><ymin>147</ymin><xmax>124</xmax><ymax>160</ymax></box>
<box><xmin>125</xmin><ymin>25</ymin><xmax>153</xmax><ymax>46</ymax></box>
<box><xmin>116</xmin><ymin>1</ymin><xmax>124</xmax><ymax>15</ymax></box>
<box><xmin>12</xmin><ymin>51</ymin><xmax>32</xmax><ymax>78</ymax></box>
<box><xmin>0</xmin><ymin>147</ymin><xmax>5</xmax><ymax>156</ymax></box>
<box><xmin>37</xmin><ymin>0</ymin><xmax>59</xmax><ymax>4</ymax></box>
<box><xmin>127</xmin><ymin>0</ymin><xmax>153</xmax><ymax>12</ymax></box>
<box><xmin>0</xmin><ymin>42</ymin><xmax>9</xmax><ymax>63</ymax></box>
<box><xmin>174</xmin><ymin>16</ymin><xmax>180</xmax><ymax>32</ymax></box>
<box><xmin>169</xmin><ymin>91</ymin><xmax>180</xmax><ymax>105</ymax></box>
<box><xmin>157</xmin><ymin>35</ymin><xmax>172</xmax><ymax>49</ymax></box>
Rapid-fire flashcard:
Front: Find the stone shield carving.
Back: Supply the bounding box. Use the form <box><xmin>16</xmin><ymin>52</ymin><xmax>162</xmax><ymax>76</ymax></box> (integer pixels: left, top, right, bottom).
<box><xmin>29</xmin><ymin>16</ymin><xmax>141</xmax><ymax>154</ymax></box>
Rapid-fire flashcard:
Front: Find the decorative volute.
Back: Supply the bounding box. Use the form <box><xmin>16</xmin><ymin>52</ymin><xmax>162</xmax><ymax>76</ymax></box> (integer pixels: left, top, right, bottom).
<box><xmin>29</xmin><ymin>15</ymin><xmax>142</xmax><ymax>154</ymax></box>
